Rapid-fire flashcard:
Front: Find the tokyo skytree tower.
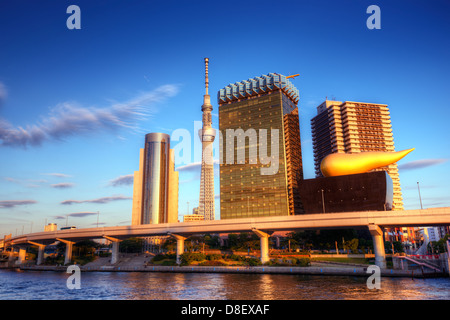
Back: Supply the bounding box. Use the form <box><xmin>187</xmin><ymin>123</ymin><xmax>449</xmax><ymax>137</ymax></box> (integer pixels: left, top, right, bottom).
<box><xmin>198</xmin><ymin>58</ymin><xmax>216</xmax><ymax>220</ymax></box>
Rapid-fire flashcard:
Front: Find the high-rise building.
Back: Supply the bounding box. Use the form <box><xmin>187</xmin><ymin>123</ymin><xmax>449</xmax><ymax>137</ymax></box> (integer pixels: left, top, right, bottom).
<box><xmin>198</xmin><ymin>58</ymin><xmax>216</xmax><ymax>220</ymax></box>
<box><xmin>218</xmin><ymin>73</ymin><xmax>303</xmax><ymax>219</ymax></box>
<box><xmin>311</xmin><ymin>100</ymin><xmax>403</xmax><ymax>210</ymax></box>
<box><xmin>132</xmin><ymin>132</ymin><xmax>179</xmax><ymax>225</ymax></box>
<box><xmin>44</xmin><ymin>223</ymin><xmax>58</xmax><ymax>232</ymax></box>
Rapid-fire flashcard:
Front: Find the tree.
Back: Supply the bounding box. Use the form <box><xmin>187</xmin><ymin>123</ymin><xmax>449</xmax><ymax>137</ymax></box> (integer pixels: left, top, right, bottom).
<box><xmin>74</xmin><ymin>240</ymin><xmax>98</xmax><ymax>256</ymax></box>
<box><xmin>344</xmin><ymin>239</ymin><xmax>359</xmax><ymax>254</ymax></box>
<box><xmin>119</xmin><ymin>238</ymin><xmax>143</xmax><ymax>253</ymax></box>
<box><xmin>227</xmin><ymin>234</ymin><xmax>240</xmax><ymax>249</ymax></box>
<box><xmin>162</xmin><ymin>237</ymin><xmax>176</xmax><ymax>252</ymax></box>
<box><xmin>205</xmin><ymin>234</ymin><xmax>221</xmax><ymax>248</ymax></box>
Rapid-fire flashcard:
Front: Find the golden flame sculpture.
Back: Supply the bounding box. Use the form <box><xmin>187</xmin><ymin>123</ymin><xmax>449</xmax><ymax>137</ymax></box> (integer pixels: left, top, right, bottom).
<box><xmin>320</xmin><ymin>148</ymin><xmax>415</xmax><ymax>177</ymax></box>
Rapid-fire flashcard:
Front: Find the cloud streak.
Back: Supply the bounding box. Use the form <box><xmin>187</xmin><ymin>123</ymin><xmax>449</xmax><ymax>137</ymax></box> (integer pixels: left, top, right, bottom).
<box><xmin>176</xmin><ymin>160</ymin><xmax>219</xmax><ymax>173</ymax></box>
<box><xmin>60</xmin><ymin>195</ymin><xmax>132</xmax><ymax>205</ymax></box>
<box><xmin>109</xmin><ymin>174</ymin><xmax>133</xmax><ymax>187</ymax></box>
<box><xmin>0</xmin><ymin>84</ymin><xmax>178</xmax><ymax>148</ymax></box>
<box><xmin>398</xmin><ymin>158</ymin><xmax>448</xmax><ymax>171</ymax></box>
<box><xmin>0</xmin><ymin>200</ymin><xmax>37</xmax><ymax>209</ymax></box>
<box><xmin>0</xmin><ymin>82</ymin><xmax>7</xmax><ymax>106</ymax></box>
<box><xmin>51</xmin><ymin>183</ymin><xmax>75</xmax><ymax>189</ymax></box>
<box><xmin>42</xmin><ymin>173</ymin><xmax>72</xmax><ymax>178</ymax></box>
<box><xmin>53</xmin><ymin>212</ymin><xmax>99</xmax><ymax>219</ymax></box>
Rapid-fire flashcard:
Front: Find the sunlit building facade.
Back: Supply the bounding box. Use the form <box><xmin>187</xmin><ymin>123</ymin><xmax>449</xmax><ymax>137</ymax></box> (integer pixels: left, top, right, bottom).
<box><xmin>311</xmin><ymin>100</ymin><xmax>404</xmax><ymax>210</ymax></box>
<box><xmin>132</xmin><ymin>132</ymin><xmax>179</xmax><ymax>225</ymax></box>
<box><xmin>218</xmin><ymin>73</ymin><xmax>304</xmax><ymax>219</ymax></box>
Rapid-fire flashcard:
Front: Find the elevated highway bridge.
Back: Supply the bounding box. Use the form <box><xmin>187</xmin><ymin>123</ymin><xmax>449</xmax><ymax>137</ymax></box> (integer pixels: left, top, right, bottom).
<box><xmin>2</xmin><ymin>207</ymin><xmax>449</xmax><ymax>268</ymax></box>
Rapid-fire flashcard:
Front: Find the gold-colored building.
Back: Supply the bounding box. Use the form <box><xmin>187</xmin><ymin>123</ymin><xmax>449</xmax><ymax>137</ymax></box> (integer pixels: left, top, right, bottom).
<box><xmin>183</xmin><ymin>214</ymin><xmax>205</xmax><ymax>222</ymax></box>
<box><xmin>311</xmin><ymin>100</ymin><xmax>403</xmax><ymax>210</ymax></box>
<box><xmin>132</xmin><ymin>133</ymin><xmax>179</xmax><ymax>225</ymax></box>
<box><xmin>218</xmin><ymin>73</ymin><xmax>304</xmax><ymax>219</ymax></box>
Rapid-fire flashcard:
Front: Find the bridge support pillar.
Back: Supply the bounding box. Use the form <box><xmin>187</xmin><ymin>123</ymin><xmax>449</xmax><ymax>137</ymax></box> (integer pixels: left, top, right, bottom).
<box><xmin>8</xmin><ymin>247</ymin><xmax>16</xmax><ymax>263</ymax></box>
<box><xmin>169</xmin><ymin>234</ymin><xmax>187</xmax><ymax>264</ymax></box>
<box><xmin>111</xmin><ymin>242</ymin><xmax>119</xmax><ymax>264</ymax></box>
<box><xmin>29</xmin><ymin>241</ymin><xmax>47</xmax><ymax>265</ymax></box>
<box><xmin>57</xmin><ymin>238</ymin><xmax>75</xmax><ymax>265</ymax></box>
<box><xmin>369</xmin><ymin>224</ymin><xmax>386</xmax><ymax>269</ymax></box>
<box><xmin>103</xmin><ymin>236</ymin><xmax>122</xmax><ymax>264</ymax></box>
<box><xmin>252</xmin><ymin>229</ymin><xmax>271</xmax><ymax>264</ymax></box>
<box><xmin>18</xmin><ymin>248</ymin><xmax>26</xmax><ymax>264</ymax></box>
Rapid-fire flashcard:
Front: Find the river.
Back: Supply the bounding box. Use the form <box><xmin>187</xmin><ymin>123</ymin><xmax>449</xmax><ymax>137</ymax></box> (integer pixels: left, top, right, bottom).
<box><xmin>0</xmin><ymin>269</ymin><xmax>449</xmax><ymax>300</ymax></box>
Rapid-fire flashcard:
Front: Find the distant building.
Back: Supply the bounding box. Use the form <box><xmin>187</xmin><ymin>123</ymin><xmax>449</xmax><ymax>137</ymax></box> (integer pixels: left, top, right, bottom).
<box><xmin>132</xmin><ymin>132</ymin><xmax>179</xmax><ymax>225</ymax></box>
<box><xmin>218</xmin><ymin>73</ymin><xmax>304</xmax><ymax>219</ymax></box>
<box><xmin>184</xmin><ymin>214</ymin><xmax>205</xmax><ymax>222</ymax></box>
<box><xmin>44</xmin><ymin>223</ymin><xmax>57</xmax><ymax>232</ymax></box>
<box><xmin>426</xmin><ymin>227</ymin><xmax>444</xmax><ymax>242</ymax></box>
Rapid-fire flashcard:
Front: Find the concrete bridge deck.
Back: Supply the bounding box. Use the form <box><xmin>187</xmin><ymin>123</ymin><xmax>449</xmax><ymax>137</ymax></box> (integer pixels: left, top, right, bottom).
<box><xmin>2</xmin><ymin>207</ymin><xmax>449</xmax><ymax>269</ymax></box>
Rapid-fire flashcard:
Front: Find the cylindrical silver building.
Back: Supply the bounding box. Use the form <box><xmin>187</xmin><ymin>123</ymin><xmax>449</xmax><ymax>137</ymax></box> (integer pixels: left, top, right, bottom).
<box><xmin>142</xmin><ymin>132</ymin><xmax>170</xmax><ymax>224</ymax></box>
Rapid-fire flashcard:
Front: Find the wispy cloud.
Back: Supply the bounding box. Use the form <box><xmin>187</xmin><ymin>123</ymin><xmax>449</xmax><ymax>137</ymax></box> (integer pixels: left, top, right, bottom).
<box><xmin>60</xmin><ymin>195</ymin><xmax>132</xmax><ymax>205</ymax></box>
<box><xmin>51</xmin><ymin>183</ymin><xmax>75</xmax><ymax>189</ymax></box>
<box><xmin>176</xmin><ymin>159</ymin><xmax>219</xmax><ymax>173</ymax></box>
<box><xmin>177</xmin><ymin>161</ymin><xmax>202</xmax><ymax>173</ymax></box>
<box><xmin>0</xmin><ymin>84</ymin><xmax>178</xmax><ymax>148</ymax></box>
<box><xmin>53</xmin><ymin>211</ymin><xmax>98</xmax><ymax>219</ymax></box>
<box><xmin>398</xmin><ymin>159</ymin><xmax>448</xmax><ymax>171</ymax></box>
<box><xmin>0</xmin><ymin>82</ymin><xmax>7</xmax><ymax>106</ymax></box>
<box><xmin>402</xmin><ymin>184</ymin><xmax>436</xmax><ymax>190</ymax></box>
<box><xmin>4</xmin><ymin>177</ymin><xmax>48</xmax><ymax>188</ymax></box>
<box><xmin>0</xmin><ymin>200</ymin><xmax>37</xmax><ymax>209</ymax></box>
<box><xmin>109</xmin><ymin>174</ymin><xmax>133</xmax><ymax>187</ymax></box>
<box><xmin>42</xmin><ymin>173</ymin><xmax>72</xmax><ymax>178</ymax></box>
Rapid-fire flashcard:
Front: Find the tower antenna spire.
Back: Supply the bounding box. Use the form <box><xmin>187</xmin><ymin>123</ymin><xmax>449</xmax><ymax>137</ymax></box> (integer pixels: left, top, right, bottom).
<box><xmin>204</xmin><ymin>57</ymin><xmax>209</xmax><ymax>95</ymax></box>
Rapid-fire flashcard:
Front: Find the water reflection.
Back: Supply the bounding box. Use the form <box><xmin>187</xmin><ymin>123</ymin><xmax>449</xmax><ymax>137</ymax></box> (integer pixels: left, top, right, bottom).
<box><xmin>0</xmin><ymin>270</ymin><xmax>449</xmax><ymax>300</ymax></box>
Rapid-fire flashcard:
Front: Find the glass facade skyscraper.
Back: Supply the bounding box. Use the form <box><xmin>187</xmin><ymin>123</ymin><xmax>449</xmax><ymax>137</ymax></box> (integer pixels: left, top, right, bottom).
<box><xmin>218</xmin><ymin>73</ymin><xmax>304</xmax><ymax>219</ymax></box>
<box><xmin>132</xmin><ymin>132</ymin><xmax>179</xmax><ymax>225</ymax></box>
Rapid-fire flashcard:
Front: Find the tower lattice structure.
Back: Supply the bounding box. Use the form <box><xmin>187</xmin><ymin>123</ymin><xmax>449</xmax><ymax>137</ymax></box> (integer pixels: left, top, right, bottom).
<box><xmin>198</xmin><ymin>58</ymin><xmax>216</xmax><ymax>220</ymax></box>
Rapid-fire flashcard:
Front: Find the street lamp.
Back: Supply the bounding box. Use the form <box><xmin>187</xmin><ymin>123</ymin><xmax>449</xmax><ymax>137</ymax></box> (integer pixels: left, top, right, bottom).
<box><xmin>320</xmin><ymin>189</ymin><xmax>326</xmax><ymax>213</ymax></box>
<box><xmin>417</xmin><ymin>181</ymin><xmax>423</xmax><ymax>209</ymax></box>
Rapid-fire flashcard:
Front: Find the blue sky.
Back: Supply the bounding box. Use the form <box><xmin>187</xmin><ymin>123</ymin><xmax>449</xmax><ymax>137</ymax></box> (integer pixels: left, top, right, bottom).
<box><xmin>1</xmin><ymin>0</ymin><xmax>449</xmax><ymax>237</ymax></box>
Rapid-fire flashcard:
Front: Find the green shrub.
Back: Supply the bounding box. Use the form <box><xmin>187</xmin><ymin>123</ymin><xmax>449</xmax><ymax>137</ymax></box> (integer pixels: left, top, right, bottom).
<box><xmin>199</xmin><ymin>260</ymin><xmax>227</xmax><ymax>266</ymax></box>
<box><xmin>230</xmin><ymin>254</ymin><xmax>243</xmax><ymax>261</ymax></box>
<box><xmin>180</xmin><ymin>252</ymin><xmax>206</xmax><ymax>265</ymax></box>
<box><xmin>245</xmin><ymin>258</ymin><xmax>261</xmax><ymax>266</ymax></box>
<box><xmin>152</xmin><ymin>254</ymin><xmax>166</xmax><ymax>262</ymax></box>
<box><xmin>296</xmin><ymin>258</ymin><xmax>311</xmax><ymax>267</ymax></box>
<box><xmin>206</xmin><ymin>254</ymin><xmax>223</xmax><ymax>261</ymax></box>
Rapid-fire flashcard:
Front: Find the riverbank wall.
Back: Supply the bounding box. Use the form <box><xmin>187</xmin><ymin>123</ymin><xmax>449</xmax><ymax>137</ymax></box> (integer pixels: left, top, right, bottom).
<box><xmin>17</xmin><ymin>264</ymin><xmax>446</xmax><ymax>278</ymax></box>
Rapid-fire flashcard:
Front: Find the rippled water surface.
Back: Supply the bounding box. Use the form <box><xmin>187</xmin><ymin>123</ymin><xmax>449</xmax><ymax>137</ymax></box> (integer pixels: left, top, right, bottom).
<box><xmin>0</xmin><ymin>269</ymin><xmax>449</xmax><ymax>300</ymax></box>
